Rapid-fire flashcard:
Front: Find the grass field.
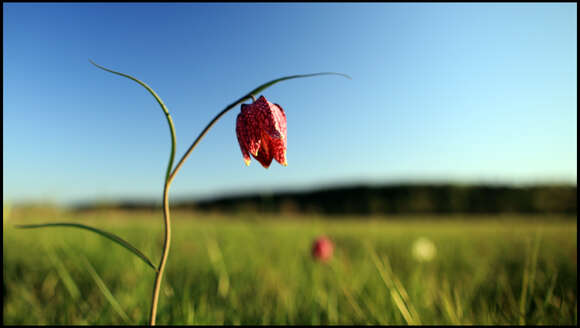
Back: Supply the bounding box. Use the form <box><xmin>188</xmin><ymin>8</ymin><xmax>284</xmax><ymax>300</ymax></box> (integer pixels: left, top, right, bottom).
<box><xmin>3</xmin><ymin>210</ymin><xmax>577</xmax><ymax>325</ymax></box>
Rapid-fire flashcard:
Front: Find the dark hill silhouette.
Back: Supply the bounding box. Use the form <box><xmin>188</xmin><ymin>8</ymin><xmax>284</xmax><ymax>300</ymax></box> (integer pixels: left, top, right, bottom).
<box><xmin>73</xmin><ymin>184</ymin><xmax>577</xmax><ymax>216</ymax></box>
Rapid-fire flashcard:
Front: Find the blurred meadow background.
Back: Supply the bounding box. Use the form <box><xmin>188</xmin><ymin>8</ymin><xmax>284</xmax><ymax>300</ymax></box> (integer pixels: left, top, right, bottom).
<box><xmin>3</xmin><ymin>3</ymin><xmax>577</xmax><ymax>325</ymax></box>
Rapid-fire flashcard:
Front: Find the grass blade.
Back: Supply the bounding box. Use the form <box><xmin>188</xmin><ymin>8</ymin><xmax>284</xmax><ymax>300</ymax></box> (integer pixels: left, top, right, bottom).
<box><xmin>16</xmin><ymin>222</ymin><xmax>157</xmax><ymax>272</ymax></box>
<box><xmin>543</xmin><ymin>271</ymin><xmax>558</xmax><ymax>310</ymax></box>
<box><xmin>205</xmin><ymin>236</ymin><xmax>230</xmax><ymax>299</ymax></box>
<box><xmin>44</xmin><ymin>245</ymin><xmax>81</xmax><ymax>300</ymax></box>
<box><xmin>519</xmin><ymin>239</ymin><xmax>531</xmax><ymax>325</ymax></box>
<box><xmin>79</xmin><ymin>254</ymin><xmax>130</xmax><ymax>324</ymax></box>
<box><xmin>340</xmin><ymin>284</ymin><xmax>365</xmax><ymax>321</ymax></box>
<box><xmin>368</xmin><ymin>244</ymin><xmax>419</xmax><ymax>325</ymax></box>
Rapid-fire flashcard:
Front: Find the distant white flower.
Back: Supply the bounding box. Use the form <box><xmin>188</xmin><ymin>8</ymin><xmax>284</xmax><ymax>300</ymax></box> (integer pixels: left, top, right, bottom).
<box><xmin>412</xmin><ymin>237</ymin><xmax>437</xmax><ymax>262</ymax></box>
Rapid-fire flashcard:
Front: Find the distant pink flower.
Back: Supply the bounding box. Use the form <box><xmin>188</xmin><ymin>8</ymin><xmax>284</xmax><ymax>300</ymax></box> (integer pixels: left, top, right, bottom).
<box><xmin>236</xmin><ymin>95</ymin><xmax>287</xmax><ymax>168</ymax></box>
<box><xmin>312</xmin><ymin>236</ymin><xmax>334</xmax><ymax>262</ymax></box>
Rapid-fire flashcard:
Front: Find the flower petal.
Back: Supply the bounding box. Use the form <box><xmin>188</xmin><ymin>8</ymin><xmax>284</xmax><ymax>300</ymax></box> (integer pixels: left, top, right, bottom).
<box><xmin>272</xmin><ymin>103</ymin><xmax>287</xmax><ymax>137</ymax></box>
<box><xmin>254</xmin><ymin>96</ymin><xmax>283</xmax><ymax>139</ymax></box>
<box><xmin>241</xmin><ymin>103</ymin><xmax>262</xmax><ymax>156</ymax></box>
<box><xmin>253</xmin><ymin>130</ymin><xmax>274</xmax><ymax>168</ymax></box>
<box><xmin>270</xmin><ymin>137</ymin><xmax>287</xmax><ymax>166</ymax></box>
<box><xmin>237</xmin><ymin>97</ymin><xmax>288</xmax><ymax>169</ymax></box>
<box><xmin>271</xmin><ymin>104</ymin><xmax>287</xmax><ymax>165</ymax></box>
<box><xmin>235</xmin><ymin>112</ymin><xmax>252</xmax><ymax>165</ymax></box>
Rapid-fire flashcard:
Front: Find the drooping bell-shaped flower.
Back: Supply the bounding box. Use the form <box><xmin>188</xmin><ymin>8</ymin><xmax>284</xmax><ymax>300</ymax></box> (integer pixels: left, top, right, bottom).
<box><xmin>236</xmin><ymin>95</ymin><xmax>287</xmax><ymax>168</ymax></box>
<box><xmin>312</xmin><ymin>236</ymin><xmax>334</xmax><ymax>262</ymax></box>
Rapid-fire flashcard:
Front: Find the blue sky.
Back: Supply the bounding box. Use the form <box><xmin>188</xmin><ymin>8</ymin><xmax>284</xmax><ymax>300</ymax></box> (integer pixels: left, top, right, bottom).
<box><xmin>3</xmin><ymin>3</ymin><xmax>577</xmax><ymax>206</ymax></box>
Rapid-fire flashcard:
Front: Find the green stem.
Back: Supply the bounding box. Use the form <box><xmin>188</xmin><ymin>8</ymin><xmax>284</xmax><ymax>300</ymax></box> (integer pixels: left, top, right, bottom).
<box><xmin>149</xmin><ymin>183</ymin><xmax>171</xmax><ymax>325</ymax></box>
<box><xmin>89</xmin><ymin>60</ymin><xmax>177</xmax><ymax>326</ymax></box>
<box><xmin>169</xmin><ymin>72</ymin><xmax>351</xmax><ymax>184</ymax></box>
<box><xmin>91</xmin><ymin>61</ymin><xmax>349</xmax><ymax>325</ymax></box>
<box><xmin>157</xmin><ymin>72</ymin><xmax>351</xmax><ymax>324</ymax></box>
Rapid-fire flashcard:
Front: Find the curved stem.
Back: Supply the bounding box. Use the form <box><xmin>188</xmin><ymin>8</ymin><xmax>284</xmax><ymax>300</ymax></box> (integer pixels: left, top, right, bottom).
<box><xmin>168</xmin><ymin>94</ymin><xmax>253</xmax><ymax>185</ymax></box>
<box><xmin>168</xmin><ymin>71</ymin><xmax>350</xmax><ymax>184</ymax></box>
<box><xmin>149</xmin><ymin>95</ymin><xmax>257</xmax><ymax>327</ymax></box>
<box><xmin>155</xmin><ymin>74</ymin><xmax>352</xmax><ymax>323</ymax></box>
<box><xmin>149</xmin><ymin>183</ymin><xmax>171</xmax><ymax>325</ymax></box>
<box><xmin>92</xmin><ymin>61</ymin><xmax>349</xmax><ymax>325</ymax></box>
<box><xmin>88</xmin><ymin>60</ymin><xmax>176</xmax><ymax>326</ymax></box>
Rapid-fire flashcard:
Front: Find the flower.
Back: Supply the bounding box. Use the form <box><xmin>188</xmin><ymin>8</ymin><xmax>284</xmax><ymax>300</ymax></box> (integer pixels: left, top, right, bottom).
<box><xmin>411</xmin><ymin>237</ymin><xmax>437</xmax><ymax>262</ymax></box>
<box><xmin>236</xmin><ymin>95</ymin><xmax>287</xmax><ymax>168</ymax></box>
<box><xmin>312</xmin><ymin>236</ymin><xmax>334</xmax><ymax>262</ymax></box>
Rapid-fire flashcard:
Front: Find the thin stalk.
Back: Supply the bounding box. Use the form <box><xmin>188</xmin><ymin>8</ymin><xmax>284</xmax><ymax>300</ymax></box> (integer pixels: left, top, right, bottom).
<box><xmin>91</xmin><ymin>61</ymin><xmax>349</xmax><ymax>325</ymax></box>
<box><xmin>88</xmin><ymin>60</ymin><xmax>176</xmax><ymax>326</ymax></box>
<box><xmin>168</xmin><ymin>94</ymin><xmax>253</xmax><ymax>184</ymax></box>
<box><xmin>148</xmin><ymin>99</ymin><xmax>248</xmax><ymax>325</ymax></box>
<box><xmin>169</xmin><ymin>71</ymin><xmax>350</xmax><ymax>184</ymax></box>
<box><xmin>153</xmin><ymin>72</ymin><xmax>349</xmax><ymax>325</ymax></box>
<box><xmin>149</xmin><ymin>183</ymin><xmax>171</xmax><ymax>325</ymax></box>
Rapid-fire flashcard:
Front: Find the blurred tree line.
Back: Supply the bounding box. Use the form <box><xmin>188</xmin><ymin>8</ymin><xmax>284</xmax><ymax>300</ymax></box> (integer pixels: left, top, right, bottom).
<box><xmin>75</xmin><ymin>184</ymin><xmax>577</xmax><ymax>216</ymax></box>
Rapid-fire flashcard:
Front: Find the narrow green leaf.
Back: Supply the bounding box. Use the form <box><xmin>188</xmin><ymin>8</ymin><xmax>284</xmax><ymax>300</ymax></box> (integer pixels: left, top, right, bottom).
<box><xmin>89</xmin><ymin>59</ymin><xmax>176</xmax><ymax>184</ymax></box>
<box><xmin>246</xmin><ymin>72</ymin><xmax>352</xmax><ymax>99</ymax></box>
<box><xmin>222</xmin><ymin>72</ymin><xmax>352</xmax><ymax>123</ymax></box>
<box><xmin>16</xmin><ymin>223</ymin><xmax>157</xmax><ymax>272</ymax></box>
<box><xmin>169</xmin><ymin>71</ymin><xmax>351</xmax><ymax>181</ymax></box>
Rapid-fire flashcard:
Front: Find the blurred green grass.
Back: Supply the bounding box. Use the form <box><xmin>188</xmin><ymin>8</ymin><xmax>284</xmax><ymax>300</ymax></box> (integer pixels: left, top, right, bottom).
<box><xmin>3</xmin><ymin>210</ymin><xmax>577</xmax><ymax>325</ymax></box>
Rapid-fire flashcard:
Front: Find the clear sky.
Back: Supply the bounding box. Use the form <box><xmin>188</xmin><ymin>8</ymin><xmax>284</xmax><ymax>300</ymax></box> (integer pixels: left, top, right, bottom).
<box><xmin>3</xmin><ymin>3</ymin><xmax>577</xmax><ymax>206</ymax></box>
